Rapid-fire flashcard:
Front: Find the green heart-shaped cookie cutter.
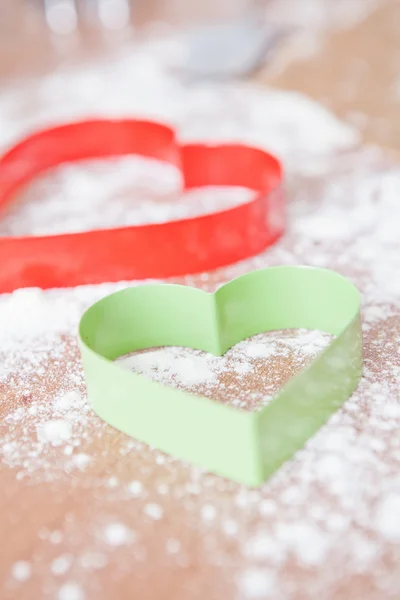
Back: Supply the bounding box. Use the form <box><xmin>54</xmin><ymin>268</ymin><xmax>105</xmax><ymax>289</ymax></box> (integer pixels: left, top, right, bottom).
<box><xmin>79</xmin><ymin>266</ymin><xmax>362</xmax><ymax>486</ymax></box>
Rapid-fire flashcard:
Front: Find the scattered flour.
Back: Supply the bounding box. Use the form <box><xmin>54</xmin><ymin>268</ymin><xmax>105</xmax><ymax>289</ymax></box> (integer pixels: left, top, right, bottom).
<box><xmin>374</xmin><ymin>494</ymin><xmax>400</xmax><ymax>542</ymax></box>
<box><xmin>70</xmin><ymin>453</ymin><xmax>91</xmax><ymax>470</ymax></box>
<box><xmin>58</xmin><ymin>582</ymin><xmax>86</xmax><ymax>600</ymax></box>
<box><xmin>275</xmin><ymin>521</ymin><xmax>332</xmax><ymax>567</ymax></box>
<box><xmin>244</xmin><ymin>535</ymin><xmax>281</xmax><ymax>561</ymax></box>
<box><xmin>49</xmin><ymin>531</ymin><xmax>64</xmax><ymax>545</ymax></box>
<box><xmin>0</xmin><ymin>30</ymin><xmax>398</xmax><ymax>600</ymax></box>
<box><xmin>51</xmin><ymin>554</ymin><xmax>73</xmax><ymax>576</ymax></box>
<box><xmin>102</xmin><ymin>523</ymin><xmax>133</xmax><ymax>547</ymax></box>
<box><xmin>116</xmin><ymin>329</ymin><xmax>332</xmax><ymax>411</ymax></box>
<box><xmin>144</xmin><ymin>503</ymin><xmax>164</xmax><ymax>521</ymax></box>
<box><xmin>37</xmin><ymin>419</ymin><xmax>72</xmax><ymax>446</ymax></box>
<box><xmin>0</xmin><ymin>167</ymin><xmax>254</xmax><ymax>236</ymax></box>
<box><xmin>11</xmin><ymin>560</ymin><xmax>32</xmax><ymax>582</ymax></box>
<box><xmin>242</xmin><ymin>342</ymin><xmax>275</xmax><ymax>359</ymax></box>
<box><xmin>128</xmin><ymin>481</ymin><xmax>144</xmax><ymax>497</ymax></box>
<box><xmin>259</xmin><ymin>500</ymin><xmax>276</xmax><ymax>517</ymax></box>
<box><xmin>238</xmin><ymin>568</ymin><xmax>276</xmax><ymax>598</ymax></box>
<box><xmin>222</xmin><ymin>519</ymin><xmax>239</xmax><ymax>537</ymax></box>
<box><xmin>119</xmin><ymin>349</ymin><xmax>219</xmax><ymax>388</ymax></box>
<box><xmin>53</xmin><ymin>391</ymin><xmax>81</xmax><ymax>411</ymax></box>
<box><xmin>201</xmin><ymin>503</ymin><xmax>217</xmax><ymax>522</ymax></box>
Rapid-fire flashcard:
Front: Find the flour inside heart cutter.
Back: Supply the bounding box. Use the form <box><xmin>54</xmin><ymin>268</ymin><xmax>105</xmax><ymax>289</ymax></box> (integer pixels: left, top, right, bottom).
<box><xmin>0</xmin><ymin>118</ymin><xmax>284</xmax><ymax>293</ymax></box>
<box><xmin>79</xmin><ymin>266</ymin><xmax>363</xmax><ymax>487</ymax></box>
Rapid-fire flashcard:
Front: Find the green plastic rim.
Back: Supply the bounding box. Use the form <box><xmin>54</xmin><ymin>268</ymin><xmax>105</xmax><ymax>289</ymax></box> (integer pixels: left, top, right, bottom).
<box><xmin>79</xmin><ymin>266</ymin><xmax>362</xmax><ymax>486</ymax></box>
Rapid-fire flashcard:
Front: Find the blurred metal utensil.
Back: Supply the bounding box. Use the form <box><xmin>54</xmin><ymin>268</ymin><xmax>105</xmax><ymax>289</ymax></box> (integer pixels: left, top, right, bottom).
<box><xmin>182</xmin><ymin>11</ymin><xmax>281</xmax><ymax>79</ymax></box>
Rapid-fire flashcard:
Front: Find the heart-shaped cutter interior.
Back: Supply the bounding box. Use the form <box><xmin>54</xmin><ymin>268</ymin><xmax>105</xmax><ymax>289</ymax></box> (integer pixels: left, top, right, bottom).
<box><xmin>79</xmin><ymin>266</ymin><xmax>362</xmax><ymax>486</ymax></box>
<box><xmin>0</xmin><ymin>119</ymin><xmax>283</xmax><ymax>293</ymax></box>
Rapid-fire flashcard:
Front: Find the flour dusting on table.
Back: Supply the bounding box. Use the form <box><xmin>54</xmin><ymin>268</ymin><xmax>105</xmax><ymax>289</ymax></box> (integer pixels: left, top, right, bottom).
<box><xmin>0</xmin><ymin>39</ymin><xmax>399</xmax><ymax>600</ymax></box>
<box><xmin>117</xmin><ymin>329</ymin><xmax>332</xmax><ymax>412</ymax></box>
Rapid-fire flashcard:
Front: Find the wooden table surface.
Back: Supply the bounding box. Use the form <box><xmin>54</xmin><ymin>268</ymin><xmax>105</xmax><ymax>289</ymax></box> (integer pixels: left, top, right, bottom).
<box><xmin>1</xmin><ymin>2</ymin><xmax>400</xmax><ymax>599</ymax></box>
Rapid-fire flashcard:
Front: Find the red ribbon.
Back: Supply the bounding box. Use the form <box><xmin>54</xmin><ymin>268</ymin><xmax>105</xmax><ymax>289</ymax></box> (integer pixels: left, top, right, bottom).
<box><xmin>0</xmin><ymin>119</ymin><xmax>284</xmax><ymax>293</ymax></box>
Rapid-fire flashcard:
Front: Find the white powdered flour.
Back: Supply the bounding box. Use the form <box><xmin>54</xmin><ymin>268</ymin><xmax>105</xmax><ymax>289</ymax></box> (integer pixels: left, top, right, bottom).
<box><xmin>0</xmin><ymin>32</ymin><xmax>399</xmax><ymax>600</ymax></box>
